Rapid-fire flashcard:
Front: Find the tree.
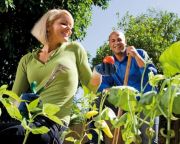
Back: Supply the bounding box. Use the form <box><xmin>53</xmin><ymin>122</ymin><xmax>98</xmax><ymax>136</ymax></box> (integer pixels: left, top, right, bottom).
<box><xmin>92</xmin><ymin>9</ymin><xmax>180</xmax><ymax>72</ymax></box>
<box><xmin>0</xmin><ymin>0</ymin><xmax>110</xmax><ymax>88</ymax></box>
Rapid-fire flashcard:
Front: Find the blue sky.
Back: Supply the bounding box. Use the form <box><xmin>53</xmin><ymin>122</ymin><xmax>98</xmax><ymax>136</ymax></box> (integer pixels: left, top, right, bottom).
<box><xmin>76</xmin><ymin>0</ymin><xmax>180</xmax><ymax>97</ymax></box>
<box><xmin>80</xmin><ymin>0</ymin><xmax>180</xmax><ymax>59</ymax></box>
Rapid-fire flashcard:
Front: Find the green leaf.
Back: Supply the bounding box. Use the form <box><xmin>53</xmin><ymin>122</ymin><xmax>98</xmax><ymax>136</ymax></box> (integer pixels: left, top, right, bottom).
<box><xmin>86</xmin><ymin>133</ymin><xmax>92</xmax><ymax>140</ymax></box>
<box><xmin>0</xmin><ymin>85</ymin><xmax>8</xmax><ymax>91</ymax></box>
<box><xmin>111</xmin><ymin>112</ymin><xmax>128</xmax><ymax>128</ymax></box>
<box><xmin>82</xmin><ymin>85</ymin><xmax>90</xmax><ymax>96</ymax></box>
<box><xmin>43</xmin><ymin>103</ymin><xmax>60</xmax><ymax>116</ymax></box>
<box><xmin>159</xmin><ymin>41</ymin><xmax>180</xmax><ymax>77</ymax></box>
<box><xmin>107</xmin><ymin>86</ymin><xmax>139</xmax><ymax>111</ymax></box>
<box><xmin>2</xmin><ymin>99</ymin><xmax>22</xmax><ymax>120</ymax></box>
<box><xmin>3</xmin><ymin>90</ymin><xmax>21</xmax><ymax>102</ymax></box>
<box><xmin>159</xmin><ymin>85</ymin><xmax>180</xmax><ymax>116</ymax></box>
<box><xmin>74</xmin><ymin>140</ymin><xmax>81</xmax><ymax>144</ymax></box>
<box><xmin>159</xmin><ymin>88</ymin><xmax>170</xmax><ymax>116</ymax></box>
<box><xmin>31</xmin><ymin>126</ymin><xmax>49</xmax><ymax>134</ymax></box>
<box><xmin>173</xmin><ymin>92</ymin><xmax>180</xmax><ymax>114</ymax></box>
<box><xmin>100</xmin><ymin>107</ymin><xmax>116</xmax><ymax>121</ymax></box>
<box><xmin>148</xmin><ymin>72</ymin><xmax>166</xmax><ymax>87</ymax></box>
<box><xmin>46</xmin><ymin>115</ymin><xmax>63</xmax><ymax>125</ymax></box>
<box><xmin>139</xmin><ymin>91</ymin><xmax>157</xmax><ymax>105</ymax></box>
<box><xmin>171</xmin><ymin>74</ymin><xmax>180</xmax><ymax>85</ymax></box>
<box><xmin>28</xmin><ymin>98</ymin><xmax>40</xmax><ymax>112</ymax></box>
<box><xmin>65</xmin><ymin>137</ymin><xmax>75</xmax><ymax>142</ymax></box>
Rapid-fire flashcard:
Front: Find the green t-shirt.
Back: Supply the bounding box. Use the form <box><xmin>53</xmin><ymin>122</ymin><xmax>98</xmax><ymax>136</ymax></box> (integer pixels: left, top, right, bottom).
<box><xmin>12</xmin><ymin>41</ymin><xmax>95</xmax><ymax>124</ymax></box>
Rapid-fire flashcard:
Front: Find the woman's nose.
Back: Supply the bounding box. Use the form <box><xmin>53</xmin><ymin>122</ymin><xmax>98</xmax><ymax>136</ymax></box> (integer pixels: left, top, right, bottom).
<box><xmin>66</xmin><ymin>24</ymin><xmax>72</xmax><ymax>30</ymax></box>
<box><xmin>65</xmin><ymin>26</ymin><xmax>72</xmax><ymax>35</ymax></box>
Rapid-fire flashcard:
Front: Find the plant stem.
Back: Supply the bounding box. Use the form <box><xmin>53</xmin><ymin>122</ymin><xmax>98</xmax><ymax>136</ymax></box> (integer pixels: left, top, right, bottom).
<box><xmin>127</xmin><ymin>90</ymin><xmax>137</xmax><ymax>135</ymax></box>
<box><xmin>23</xmin><ymin>130</ymin><xmax>30</xmax><ymax>144</ymax></box>
<box><xmin>140</xmin><ymin>63</ymin><xmax>147</xmax><ymax>94</ymax></box>
<box><xmin>98</xmin><ymin>92</ymin><xmax>108</xmax><ymax>144</ymax></box>
<box><xmin>166</xmin><ymin>82</ymin><xmax>177</xmax><ymax>144</ymax></box>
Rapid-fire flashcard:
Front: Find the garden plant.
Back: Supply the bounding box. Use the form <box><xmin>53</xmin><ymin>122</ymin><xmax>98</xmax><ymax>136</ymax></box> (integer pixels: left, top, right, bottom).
<box><xmin>0</xmin><ymin>42</ymin><xmax>179</xmax><ymax>144</ymax></box>
<box><xmin>0</xmin><ymin>83</ymin><xmax>62</xmax><ymax>144</ymax></box>
<box><xmin>65</xmin><ymin>41</ymin><xmax>180</xmax><ymax>144</ymax></box>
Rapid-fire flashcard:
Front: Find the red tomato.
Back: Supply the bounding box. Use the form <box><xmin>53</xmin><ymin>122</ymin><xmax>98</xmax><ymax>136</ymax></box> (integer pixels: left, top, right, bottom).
<box><xmin>103</xmin><ymin>56</ymin><xmax>115</xmax><ymax>64</ymax></box>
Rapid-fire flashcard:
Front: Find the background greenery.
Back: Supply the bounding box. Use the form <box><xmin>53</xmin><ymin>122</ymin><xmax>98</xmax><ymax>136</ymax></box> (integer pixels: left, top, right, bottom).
<box><xmin>0</xmin><ymin>0</ymin><xmax>110</xmax><ymax>88</ymax></box>
<box><xmin>92</xmin><ymin>9</ymin><xmax>180</xmax><ymax>73</ymax></box>
<box><xmin>1</xmin><ymin>1</ymin><xmax>180</xmax><ymax>143</ymax></box>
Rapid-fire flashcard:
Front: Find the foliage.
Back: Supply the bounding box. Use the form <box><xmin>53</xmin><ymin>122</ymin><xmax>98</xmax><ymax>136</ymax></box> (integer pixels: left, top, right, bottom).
<box><xmin>0</xmin><ymin>0</ymin><xmax>15</xmax><ymax>13</ymax></box>
<box><xmin>0</xmin><ymin>0</ymin><xmax>110</xmax><ymax>88</ymax></box>
<box><xmin>0</xmin><ymin>84</ymin><xmax>62</xmax><ymax>144</ymax></box>
<box><xmin>65</xmin><ymin>85</ymin><xmax>99</xmax><ymax>143</ymax></box>
<box><xmin>159</xmin><ymin>41</ymin><xmax>180</xmax><ymax>77</ymax></box>
<box><xmin>92</xmin><ymin>9</ymin><xmax>180</xmax><ymax>72</ymax></box>
<box><xmin>92</xmin><ymin>42</ymin><xmax>112</xmax><ymax>66</ymax></box>
<box><xmin>0</xmin><ymin>42</ymin><xmax>179</xmax><ymax>143</ymax></box>
<box><xmin>65</xmin><ymin>85</ymin><xmax>117</xmax><ymax>144</ymax></box>
<box><xmin>67</xmin><ymin>41</ymin><xmax>180</xmax><ymax>144</ymax></box>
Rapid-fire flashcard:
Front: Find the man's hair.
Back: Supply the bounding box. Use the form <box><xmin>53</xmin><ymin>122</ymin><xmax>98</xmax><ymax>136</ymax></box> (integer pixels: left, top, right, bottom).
<box><xmin>31</xmin><ymin>9</ymin><xmax>74</xmax><ymax>45</ymax></box>
<box><xmin>108</xmin><ymin>30</ymin><xmax>125</xmax><ymax>41</ymax></box>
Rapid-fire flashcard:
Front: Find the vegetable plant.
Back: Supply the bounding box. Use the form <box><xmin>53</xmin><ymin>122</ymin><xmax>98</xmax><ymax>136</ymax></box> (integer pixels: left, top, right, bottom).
<box><xmin>65</xmin><ymin>41</ymin><xmax>180</xmax><ymax>144</ymax></box>
<box><xmin>0</xmin><ymin>84</ymin><xmax>62</xmax><ymax>144</ymax></box>
<box><xmin>64</xmin><ymin>86</ymin><xmax>116</xmax><ymax>144</ymax></box>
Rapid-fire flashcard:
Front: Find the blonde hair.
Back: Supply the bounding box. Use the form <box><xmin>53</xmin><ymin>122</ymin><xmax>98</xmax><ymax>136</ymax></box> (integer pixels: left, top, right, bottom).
<box><xmin>31</xmin><ymin>9</ymin><xmax>74</xmax><ymax>45</ymax></box>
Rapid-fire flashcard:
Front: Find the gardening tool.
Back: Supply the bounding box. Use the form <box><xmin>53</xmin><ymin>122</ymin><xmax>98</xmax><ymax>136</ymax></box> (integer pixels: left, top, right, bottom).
<box><xmin>18</xmin><ymin>64</ymin><xmax>68</xmax><ymax>117</ymax></box>
<box><xmin>36</xmin><ymin>64</ymin><xmax>69</xmax><ymax>94</ymax></box>
<box><xmin>111</xmin><ymin>55</ymin><xmax>132</xmax><ymax>144</ymax></box>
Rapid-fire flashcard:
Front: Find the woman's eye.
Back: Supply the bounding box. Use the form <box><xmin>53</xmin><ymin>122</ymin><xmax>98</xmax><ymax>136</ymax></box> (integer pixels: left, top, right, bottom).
<box><xmin>60</xmin><ymin>22</ymin><xmax>67</xmax><ymax>26</ymax></box>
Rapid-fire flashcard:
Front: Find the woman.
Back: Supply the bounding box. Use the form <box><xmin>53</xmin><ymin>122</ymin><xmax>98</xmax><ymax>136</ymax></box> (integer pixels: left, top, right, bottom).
<box><xmin>0</xmin><ymin>9</ymin><xmax>101</xmax><ymax>144</ymax></box>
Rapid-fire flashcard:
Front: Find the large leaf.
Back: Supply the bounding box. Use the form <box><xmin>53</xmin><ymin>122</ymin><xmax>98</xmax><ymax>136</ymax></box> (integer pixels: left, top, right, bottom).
<box><xmin>173</xmin><ymin>89</ymin><xmax>180</xmax><ymax>114</ymax></box>
<box><xmin>159</xmin><ymin>85</ymin><xmax>180</xmax><ymax>117</ymax></box>
<box><xmin>1</xmin><ymin>99</ymin><xmax>22</xmax><ymax>121</ymax></box>
<box><xmin>43</xmin><ymin>103</ymin><xmax>60</xmax><ymax>116</ymax></box>
<box><xmin>139</xmin><ymin>91</ymin><xmax>157</xmax><ymax>105</ymax></box>
<box><xmin>159</xmin><ymin>41</ymin><xmax>180</xmax><ymax>77</ymax></box>
<box><xmin>0</xmin><ymin>86</ymin><xmax>21</xmax><ymax>102</ymax></box>
<box><xmin>47</xmin><ymin>115</ymin><xmax>63</xmax><ymax>125</ymax></box>
<box><xmin>107</xmin><ymin>86</ymin><xmax>139</xmax><ymax>111</ymax></box>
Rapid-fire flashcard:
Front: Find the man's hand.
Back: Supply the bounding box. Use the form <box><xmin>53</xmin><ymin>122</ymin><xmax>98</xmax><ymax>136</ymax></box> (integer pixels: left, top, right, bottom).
<box><xmin>126</xmin><ymin>46</ymin><xmax>138</xmax><ymax>57</ymax></box>
<box><xmin>95</xmin><ymin>56</ymin><xmax>116</xmax><ymax>76</ymax></box>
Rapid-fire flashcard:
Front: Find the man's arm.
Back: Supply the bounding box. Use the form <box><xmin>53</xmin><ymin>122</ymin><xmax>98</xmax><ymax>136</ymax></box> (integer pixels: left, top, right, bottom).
<box><xmin>126</xmin><ymin>46</ymin><xmax>145</xmax><ymax>68</ymax></box>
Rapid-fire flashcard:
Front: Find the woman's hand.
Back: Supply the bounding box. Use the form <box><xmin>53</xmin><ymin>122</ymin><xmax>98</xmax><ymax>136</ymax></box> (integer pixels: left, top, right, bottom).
<box><xmin>18</xmin><ymin>93</ymin><xmax>40</xmax><ymax>118</ymax></box>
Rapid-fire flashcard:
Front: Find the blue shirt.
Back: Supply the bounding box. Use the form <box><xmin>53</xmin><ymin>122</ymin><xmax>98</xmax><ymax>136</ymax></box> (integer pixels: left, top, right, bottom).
<box><xmin>98</xmin><ymin>49</ymin><xmax>157</xmax><ymax>93</ymax></box>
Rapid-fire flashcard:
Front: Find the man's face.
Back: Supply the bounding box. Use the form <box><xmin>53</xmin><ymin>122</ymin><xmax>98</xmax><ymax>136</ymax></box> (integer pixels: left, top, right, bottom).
<box><xmin>109</xmin><ymin>32</ymin><xmax>126</xmax><ymax>54</ymax></box>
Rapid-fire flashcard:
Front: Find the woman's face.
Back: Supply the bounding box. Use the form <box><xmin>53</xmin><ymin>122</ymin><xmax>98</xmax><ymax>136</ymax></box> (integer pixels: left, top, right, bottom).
<box><xmin>47</xmin><ymin>13</ymin><xmax>73</xmax><ymax>44</ymax></box>
<box><xmin>109</xmin><ymin>32</ymin><xmax>126</xmax><ymax>54</ymax></box>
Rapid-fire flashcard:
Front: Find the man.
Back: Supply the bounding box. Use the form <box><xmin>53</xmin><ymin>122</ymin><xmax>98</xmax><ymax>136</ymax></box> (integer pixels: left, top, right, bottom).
<box><xmin>89</xmin><ymin>30</ymin><xmax>159</xmax><ymax>144</ymax></box>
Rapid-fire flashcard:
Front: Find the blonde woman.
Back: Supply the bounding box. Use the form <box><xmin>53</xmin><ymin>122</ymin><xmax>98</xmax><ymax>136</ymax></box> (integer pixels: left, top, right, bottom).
<box><xmin>0</xmin><ymin>9</ymin><xmax>101</xmax><ymax>144</ymax></box>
